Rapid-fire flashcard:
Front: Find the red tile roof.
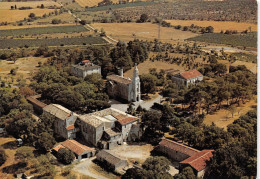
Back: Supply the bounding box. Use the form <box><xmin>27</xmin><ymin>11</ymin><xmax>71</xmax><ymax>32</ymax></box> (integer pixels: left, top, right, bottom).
<box><xmin>180</xmin><ymin>70</ymin><xmax>202</xmax><ymax>80</ymax></box>
<box><xmin>53</xmin><ymin>144</ymin><xmax>65</xmax><ymax>152</ymax></box>
<box><xmin>159</xmin><ymin>139</ymin><xmax>200</xmax><ymax>157</ymax></box>
<box><xmin>82</xmin><ymin>60</ymin><xmax>90</xmax><ymax>63</ymax></box>
<box><xmin>26</xmin><ymin>96</ymin><xmax>47</xmax><ymax>108</ymax></box>
<box><xmin>66</xmin><ymin>125</ymin><xmax>75</xmax><ymax>131</ymax></box>
<box><xmin>61</xmin><ymin>140</ymin><xmax>95</xmax><ymax>156</ymax></box>
<box><xmin>180</xmin><ymin>150</ymin><xmax>214</xmax><ymax>172</ymax></box>
<box><xmin>118</xmin><ymin>117</ymin><xmax>138</xmax><ymax>125</ymax></box>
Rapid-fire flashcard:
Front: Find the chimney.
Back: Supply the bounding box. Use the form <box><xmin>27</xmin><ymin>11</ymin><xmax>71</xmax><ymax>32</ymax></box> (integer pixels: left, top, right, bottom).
<box><xmin>118</xmin><ymin>68</ymin><xmax>124</xmax><ymax>77</ymax></box>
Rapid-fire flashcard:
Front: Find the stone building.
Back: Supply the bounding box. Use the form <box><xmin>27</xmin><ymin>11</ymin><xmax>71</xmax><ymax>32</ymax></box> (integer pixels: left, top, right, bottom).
<box><xmin>96</xmin><ymin>150</ymin><xmax>128</xmax><ymax>172</ymax></box>
<box><xmin>71</xmin><ymin>60</ymin><xmax>101</xmax><ymax>78</ymax></box>
<box><xmin>26</xmin><ymin>95</ymin><xmax>47</xmax><ymax>115</ymax></box>
<box><xmin>43</xmin><ymin>104</ymin><xmax>78</xmax><ymax>139</ymax></box>
<box><xmin>77</xmin><ymin>108</ymin><xmax>142</xmax><ymax>149</ymax></box>
<box><xmin>171</xmin><ymin>69</ymin><xmax>203</xmax><ymax>87</ymax></box>
<box><xmin>53</xmin><ymin>139</ymin><xmax>95</xmax><ymax>161</ymax></box>
<box><xmin>106</xmin><ymin>65</ymin><xmax>141</xmax><ymax>102</ymax></box>
<box><xmin>158</xmin><ymin>139</ymin><xmax>213</xmax><ymax>178</ymax></box>
<box><xmin>180</xmin><ymin>150</ymin><xmax>214</xmax><ymax>178</ymax></box>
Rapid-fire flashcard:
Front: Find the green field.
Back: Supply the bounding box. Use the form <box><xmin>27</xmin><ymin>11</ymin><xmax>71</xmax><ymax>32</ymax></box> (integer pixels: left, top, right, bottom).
<box><xmin>87</xmin><ymin>1</ymin><xmax>156</xmax><ymax>12</ymax></box>
<box><xmin>0</xmin><ymin>37</ymin><xmax>107</xmax><ymax>49</ymax></box>
<box><xmin>230</xmin><ymin>52</ymin><xmax>257</xmax><ymax>63</ymax></box>
<box><xmin>0</xmin><ymin>25</ymin><xmax>88</xmax><ymax>37</ymax></box>
<box><xmin>188</xmin><ymin>33</ymin><xmax>257</xmax><ymax>48</ymax></box>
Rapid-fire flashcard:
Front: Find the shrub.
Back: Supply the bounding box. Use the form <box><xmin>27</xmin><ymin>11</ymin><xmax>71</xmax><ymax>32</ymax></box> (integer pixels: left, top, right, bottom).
<box><xmin>0</xmin><ymin>149</ymin><xmax>7</xmax><ymax>166</ymax></box>
<box><xmin>52</xmin><ymin>19</ymin><xmax>61</xmax><ymax>24</ymax></box>
<box><xmin>57</xmin><ymin>148</ymin><xmax>75</xmax><ymax>164</ymax></box>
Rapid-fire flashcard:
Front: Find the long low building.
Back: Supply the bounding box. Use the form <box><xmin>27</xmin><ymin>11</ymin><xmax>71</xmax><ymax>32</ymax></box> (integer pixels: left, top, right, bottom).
<box><xmin>158</xmin><ymin>139</ymin><xmax>214</xmax><ymax>178</ymax></box>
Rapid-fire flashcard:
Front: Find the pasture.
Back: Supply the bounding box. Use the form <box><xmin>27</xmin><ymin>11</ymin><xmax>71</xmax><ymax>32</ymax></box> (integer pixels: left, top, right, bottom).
<box><xmin>0</xmin><ymin>1</ymin><xmax>60</xmax><ymax>9</ymax></box>
<box><xmin>0</xmin><ymin>37</ymin><xmax>108</xmax><ymax>49</ymax></box>
<box><xmin>188</xmin><ymin>33</ymin><xmax>257</xmax><ymax>48</ymax></box>
<box><xmin>0</xmin><ymin>25</ymin><xmax>88</xmax><ymax>37</ymax></box>
<box><xmin>0</xmin><ymin>9</ymin><xmax>56</xmax><ymax>22</ymax></box>
<box><xmin>166</xmin><ymin>20</ymin><xmax>257</xmax><ymax>33</ymax></box>
<box><xmin>92</xmin><ymin>23</ymin><xmax>198</xmax><ymax>42</ymax></box>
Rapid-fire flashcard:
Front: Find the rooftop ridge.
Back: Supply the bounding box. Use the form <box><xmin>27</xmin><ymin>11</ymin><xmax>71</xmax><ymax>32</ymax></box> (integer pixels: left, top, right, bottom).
<box><xmin>185</xmin><ymin>150</ymin><xmax>213</xmax><ymax>164</ymax></box>
<box><xmin>162</xmin><ymin>138</ymin><xmax>200</xmax><ymax>153</ymax></box>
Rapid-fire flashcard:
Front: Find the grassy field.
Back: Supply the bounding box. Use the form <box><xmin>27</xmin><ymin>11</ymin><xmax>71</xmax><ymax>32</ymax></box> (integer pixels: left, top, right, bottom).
<box><xmin>166</xmin><ymin>20</ymin><xmax>257</xmax><ymax>33</ymax></box>
<box><xmin>0</xmin><ymin>9</ymin><xmax>56</xmax><ymax>22</ymax></box>
<box><xmin>188</xmin><ymin>33</ymin><xmax>257</xmax><ymax>48</ymax></box>
<box><xmin>0</xmin><ymin>1</ymin><xmax>60</xmax><ymax>9</ymax></box>
<box><xmin>32</xmin><ymin>13</ymin><xmax>76</xmax><ymax>24</ymax></box>
<box><xmin>0</xmin><ymin>36</ymin><xmax>107</xmax><ymax>49</ymax></box>
<box><xmin>0</xmin><ymin>57</ymin><xmax>48</xmax><ymax>83</ymax></box>
<box><xmin>86</xmin><ymin>1</ymin><xmax>156</xmax><ymax>11</ymax></box>
<box><xmin>76</xmin><ymin>0</ymin><xmax>119</xmax><ymax>8</ymax></box>
<box><xmin>230</xmin><ymin>52</ymin><xmax>257</xmax><ymax>63</ymax></box>
<box><xmin>92</xmin><ymin>22</ymin><xmax>198</xmax><ymax>42</ymax></box>
<box><xmin>0</xmin><ymin>23</ymin><xmax>78</xmax><ymax>30</ymax></box>
<box><xmin>204</xmin><ymin>96</ymin><xmax>257</xmax><ymax>130</ymax></box>
<box><xmin>0</xmin><ymin>25</ymin><xmax>88</xmax><ymax>37</ymax></box>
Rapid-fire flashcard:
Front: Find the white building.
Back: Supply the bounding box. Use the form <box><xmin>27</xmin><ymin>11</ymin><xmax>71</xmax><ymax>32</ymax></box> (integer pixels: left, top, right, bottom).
<box><xmin>71</xmin><ymin>60</ymin><xmax>101</xmax><ymax>78</ymax></box>
<box><xmin>171</xmin><ymin>69</ymin><xmax>203</xmax><ymax>87</ymax></box>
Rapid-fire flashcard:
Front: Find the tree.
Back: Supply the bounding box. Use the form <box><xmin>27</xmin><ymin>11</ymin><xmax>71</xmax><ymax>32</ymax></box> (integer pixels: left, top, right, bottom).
<box><xmin>140</xmin><ymin>74</ymin><xmax>157</xmax><ymax>95</ymax></box>
<box><xmin>175</xmin><ymin>166</ymin><xmax>196</xmax><ymax>179</ymax></box>
<box><xmin>52</xmin><ymin>19</ymin><xmax>61</xmax><ymax>24</ymax></box>
<box><xmin>228</xmin><ymin>105</ymin><xmax>237</xmax><ymax>118</ymax></box>
<box><xmin>139</xmin><ymin>13</ymin><xmax>149</xmax><ymax>23</ymax></box>
<box><xmin>37</xmin><ymin>132</ymin><xmax>56</xmax><ymax>152</ymax></box>
<box><xmin>15</xmin><ymin>146</ymin><xmax>34</xmax><ymax>162</ymax></box>
<box><xmin>40</xmin><ymin>4</ymin><xmax>44</xmax><ymax>8</ymax></box>
<box><xmin>19</xmin><ymin>86</ymin><xmax>35</xmax><ymax>97</ymax></box>
<box><xmin>32</xmin><ymin>154</ymin><xmax>56</xmax><ymax>176</ymax></box>
<box><xmin>57</xmin><ymin>148</ymin><xmax>75</xmax><ymax>164</ymax></box>
<box><xmin>28</xmin><ymin>13</ymin><xmax>35</xmax><ymax>18</ymax></box>
<box><xmin>0</xmin><ymin>149</ymin><xmax>7</xmax><ymax>166</ymax></box>
<box><xmin>142</xmin><ymin>110</ymin><xmax>162</xmax><ymax>131</ymax></box>
<box><xmin>206</xmin><ymin>26</ymin><xmax>214</xmax><ymax>33</ymax></box>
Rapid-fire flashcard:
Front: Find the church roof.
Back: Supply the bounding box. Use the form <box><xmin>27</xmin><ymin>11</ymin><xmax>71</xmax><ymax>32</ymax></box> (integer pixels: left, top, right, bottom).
<box><xmin>107</xmin><ymin>75</ymin><xmax>132</xmax><ymax>85</ymax></box>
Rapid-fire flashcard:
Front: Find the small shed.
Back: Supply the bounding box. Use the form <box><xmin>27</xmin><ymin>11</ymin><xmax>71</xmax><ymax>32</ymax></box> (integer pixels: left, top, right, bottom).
<box><xmin>96</xmin><ymin>150</ymin><xmax>128</xmax><ymax>171</ymax></box>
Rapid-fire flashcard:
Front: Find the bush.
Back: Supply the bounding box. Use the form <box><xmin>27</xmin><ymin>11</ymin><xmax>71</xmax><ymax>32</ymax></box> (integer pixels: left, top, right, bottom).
<box><xmin>52</xmin><ymin>19</ymin><xmax>61</xmax><ymax>24</ymax></box>
<box><xmin>57</xmin><ymin>148</ymin><xmax>75</xmax><ymax>164</ymax></box>
<box><xmin>0</xmin><ymin>149</ymin><xmax>7</xmax><ymax>166</ymax></box>
<box><xmin>79</xmin><ymin>20</ymin><xmax>86</xmax><ymax>25</ymax></box>
<box><xmin>28</xmin><ymin>13</ymin><xmax>35</xmax><ymax>18</ymax></box>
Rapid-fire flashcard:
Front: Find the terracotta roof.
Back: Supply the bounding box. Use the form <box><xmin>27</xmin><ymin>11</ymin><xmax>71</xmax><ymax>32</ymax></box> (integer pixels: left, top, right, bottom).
<box><xmin>180</xmin><ymin>150</ymin><xmax>214</xmax><ymax>172</ymax></box>
<box><xmin>26</xmin><ymin>96</ymin><xmax>47</xmax><ymax>108</ymax></box>
<box><xmin>179</xmin><ymin>70</ymin><xmax>202</xmax><ymax>80</ymax></box>
<box><xmin>66</xmin><ymin>125</ymin><xmax>75</xmax><ymax>131</ymax></box>
<box><xmin>107</xmin><ymin>75</ymin><xmax>132</xmax><ymax>85</ymax></box>
<box><xmin>53</xmin><ymin>144</ymin><xmax>65</xmax><ymax>152</ymax></box>
<box><xmin>105</xmin><ymin>129</ymin><xmax>121</xmax><ymax>137</ymax></box>
<box><xmin>118</xmin><ymin>117</ymin><xmax>138</xmax><ymax>126</ymax></box>
<box><xmin>113</xmin><ymin>114</ymin><xmax>128</xmax><ymax>120</ymax></box>
<box><xmin>159</xmin><ymin>139</ymin><xmax>200</xmax><ymax>157</ymax></box>
<box><xmin>96</xmin><ymin>150</ymin><xmax>126</xmax><ymax>165</ymax></box>
<box><xmin>61</xmin><ymin>139</ymin><xmax>95</xmax><ymax>156</ymax></box>
<box><xmin>82</xmin><ymin>60</ymin><xmax>90</xmax><ymax>63</ymax></box>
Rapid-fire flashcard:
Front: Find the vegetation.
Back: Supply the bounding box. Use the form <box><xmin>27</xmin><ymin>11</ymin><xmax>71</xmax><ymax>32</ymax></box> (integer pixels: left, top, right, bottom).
<box><xmin>57</xmin><ymin>148</ymin><xmax>75</xmax><ymax>165</ymax></box>
<box><xmin>0</xmin><ymin>149</ymin><xmax>7</xmax><ymax>166</ymax></box>
<box><xmin>0</xmin><ymin>37</ymin><xmax>107</xmax><ymax>49</ymax></box>
<box><xmin>188</xmin><ymin>33</ymin><xmax>257</xmax><ymax>48</ymax></box>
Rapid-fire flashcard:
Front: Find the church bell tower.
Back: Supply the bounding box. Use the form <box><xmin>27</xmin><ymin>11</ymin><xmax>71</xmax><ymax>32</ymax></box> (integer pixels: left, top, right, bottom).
<box><xmin>132</xmin><ymin>64</ymin><xmax>141</xmax><ymax>101</ymax></box>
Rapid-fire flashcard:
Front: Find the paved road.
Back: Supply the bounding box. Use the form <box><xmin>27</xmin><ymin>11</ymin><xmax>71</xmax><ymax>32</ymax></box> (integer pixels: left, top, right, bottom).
<box><xmin>111</xmin><ymin>94</ymin><xmax>163</xmax><ymax>112</ymax></box>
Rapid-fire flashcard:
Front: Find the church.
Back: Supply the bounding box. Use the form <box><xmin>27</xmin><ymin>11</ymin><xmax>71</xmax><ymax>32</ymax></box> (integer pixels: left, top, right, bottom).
<box><xmin>106</xmin><ymin>65</ymin><xmax>141</xmax><ymax>102</ymax></box>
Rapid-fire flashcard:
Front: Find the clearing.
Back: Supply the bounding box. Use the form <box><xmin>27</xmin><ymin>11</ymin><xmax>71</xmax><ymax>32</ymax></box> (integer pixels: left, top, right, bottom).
<box><xmin>0</xmin><ymin>57</ymin><xmax>48</xmax><ymax>83</ymax></box>
<box><xmin>0</xmin><ymin>137</ymin><xmax>18</xmax><ymax>179</ymax></box>
<box><xmin>0</xmin><ymin>1</ymin><xmax>60</xmax><ymax>9</ymax></box>
<box><xmin>165</xmin><ymin>20</ymin><xmax>257</xmax><ymax>33</ymax></box>
<box><xmin>124</xmin><ymin>59</ymin><xmax>186</xmax><ymax>78</ymax></box>
<box><xmin>203</xmin><ymin>96</ymin><xmax>257</xmax><ymax>130</ymax></box>
<box><xmin>91</xmin><ymin>22</ymin><xmax>198</xmax><ymax>42</ymax></box>
<box><xmin>0</xmin><ymin>9</ymin><xmax>56</xmax><ymax>22</ymax></box>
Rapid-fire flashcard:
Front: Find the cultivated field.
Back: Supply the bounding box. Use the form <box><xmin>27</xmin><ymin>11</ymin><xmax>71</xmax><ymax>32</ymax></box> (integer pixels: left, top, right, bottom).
<box><xmin>188</xmin><ymin>33</ymin><xmax>257</xmax><ymax>48</ymax></box>
<box><xmin>166</xmin><ymin>20</ymin><xmax>257</xmax><ymax>33</ymax></box>
<box><xmin>0</xmin><ymin>1</ymin><xmax>60</xmax><ymax>9</ymax></box>
<box><xmin>0</xmin><ymin>36</ymin><xmax>107</xmax><ymax>49</ymax></box>
<box><xmin>0</xmin><ymin>23</ymin><xmax>77</xmax><ymax>30</ymax></box>
<box><xmin>0</xmin><ymin>9</ymin><xmax>56</xmax><ymax>22</ymax></box>
<box><xmin>76</xmin><ymin>0</ymin><xmax>118</xmax><ymax>8</ymax></box>
<box><xmin>92</xmin><ymin>23</ymin><xmax>198</xmax><ymax>42</ymax></box>
<box><xmin>0</xmin><ymin>25</ymin><xmax>88</xmax><ymax>37</ymax></box>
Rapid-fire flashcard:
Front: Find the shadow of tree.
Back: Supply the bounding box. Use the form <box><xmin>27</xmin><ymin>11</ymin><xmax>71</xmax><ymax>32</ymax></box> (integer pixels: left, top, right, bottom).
<box><xmin>1</xmin><ymin>141</ymin><xmax>17</xmax><ymax>150</ymax></box>
<box><xmin>2</xmin><ymin>162</ymin><xmax>27</xmax><ymax>174</ymax></box>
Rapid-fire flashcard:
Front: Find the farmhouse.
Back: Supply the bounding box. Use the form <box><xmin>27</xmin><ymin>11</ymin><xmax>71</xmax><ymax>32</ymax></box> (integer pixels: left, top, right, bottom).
<box><xmin>96</xmin><ymin>150</ymin><xmax>128</xmax><ymax>171</ymax></box>
<box><xmin>43</xmin><ymin>104</ymin><xmax>78</xmax><ymax>139</ymax></box>
<box><xmin>53</xmin><ymin>139</ymin><xmax>95</xmax><ymax>161</ymax></box>
<box><xmin>77</xmin><ymin>108</ymin><xmax>142</xmax><ymax>149</ymax></box>
<box><xmin>171</xmin><ymin>69</ymin><xmax>203</xmax><ymax>87</ymax></box>
<box><xmin>158</xmin><ymin>139</ymin><xmax>213</xmax><ymax>178</ymax></box>
<box><xmin>71</xmin><ymin>60</ymin><xmax>101</xmax><ymax>78</ymax></box>
<box><xmin>106</xmin><ymin>65</ymin><xmax>141</xmax><ymax>102</ymax></box>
